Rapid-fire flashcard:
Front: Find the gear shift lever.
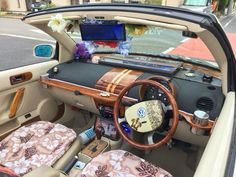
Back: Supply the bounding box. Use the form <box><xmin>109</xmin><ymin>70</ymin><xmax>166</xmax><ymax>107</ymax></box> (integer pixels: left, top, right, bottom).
<box><xmin>95</xmin><ymin>125</ymin><xmax>105</xmax><ymax>140</ymax></box>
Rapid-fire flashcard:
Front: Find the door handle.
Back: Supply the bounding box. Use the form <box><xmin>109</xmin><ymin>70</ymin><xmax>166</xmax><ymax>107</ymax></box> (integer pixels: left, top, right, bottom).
<box><xmin>10</xmin><ymin>72</ymin><xmax>32</xmax><ymax>85</ymax></box>
<box><xmin>9</xmin><ymin>88</ymin><xmax>25</xmax><ymax>119</ymax></box>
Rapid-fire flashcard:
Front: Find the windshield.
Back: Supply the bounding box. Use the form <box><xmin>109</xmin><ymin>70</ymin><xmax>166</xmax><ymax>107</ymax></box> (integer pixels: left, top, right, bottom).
<box><xmin>66</xmin><ymin>24</ymin><xmax>217</xmax><ymax>68</ymax></box>
<box><xmin>183</xmin><ymin>0</ymin><xmax>208</xmax><ymax>6</ymax></box>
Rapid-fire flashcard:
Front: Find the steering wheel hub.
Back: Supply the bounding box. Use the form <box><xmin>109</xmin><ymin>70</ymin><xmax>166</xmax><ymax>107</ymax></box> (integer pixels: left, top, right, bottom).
<box><xmin>125</xmin><ymin>100</ymin><xmax>164</xmax><ymax>133</ymax></box>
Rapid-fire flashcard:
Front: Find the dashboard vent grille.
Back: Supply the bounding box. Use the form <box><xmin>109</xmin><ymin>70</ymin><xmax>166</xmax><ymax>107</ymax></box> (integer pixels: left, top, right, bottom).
<box><xmin>196</xmin><ymin>97</ymin><xmax>214</xmax><ymax>111</ymax></box>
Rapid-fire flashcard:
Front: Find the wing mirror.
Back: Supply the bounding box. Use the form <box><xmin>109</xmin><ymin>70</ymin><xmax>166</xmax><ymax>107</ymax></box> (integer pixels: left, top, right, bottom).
<box><xmin>33</xmin><ymin>44</ymin><xmax>55</xmax><ymax>59</ymax></box>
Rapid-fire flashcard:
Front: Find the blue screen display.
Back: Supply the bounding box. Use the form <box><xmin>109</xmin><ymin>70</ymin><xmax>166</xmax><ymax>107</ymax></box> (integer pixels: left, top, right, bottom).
<box><xmin>80</xmin><ymin>24</ymin><xmax>126</xmax><ymax>41</ymax></box>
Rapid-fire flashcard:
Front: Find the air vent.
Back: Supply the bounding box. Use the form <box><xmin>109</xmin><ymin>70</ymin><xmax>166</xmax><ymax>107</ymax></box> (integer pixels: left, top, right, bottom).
<box><xmin>196</xmin><ymin>97</ymin><xmax>214</xmax><ymax>111</ymax></box>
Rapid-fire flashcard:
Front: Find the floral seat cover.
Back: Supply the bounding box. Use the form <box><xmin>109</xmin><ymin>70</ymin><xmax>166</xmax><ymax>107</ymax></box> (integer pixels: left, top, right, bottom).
<box><xmin>0</xmin><ymin>121</ymin><xmax>76</xmax><ymax>176</ymax></box>
<box><xmin>80</xmin><ymin>150</ymin><xmax>173</xmax><ymax>177</ymax></box>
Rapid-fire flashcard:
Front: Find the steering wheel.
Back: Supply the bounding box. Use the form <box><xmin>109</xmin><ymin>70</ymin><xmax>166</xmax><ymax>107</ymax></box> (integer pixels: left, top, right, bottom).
<box><xmin>114</xmin><ymin>80</ymin><xmax>179</xmax><ymax>150</ymax></box>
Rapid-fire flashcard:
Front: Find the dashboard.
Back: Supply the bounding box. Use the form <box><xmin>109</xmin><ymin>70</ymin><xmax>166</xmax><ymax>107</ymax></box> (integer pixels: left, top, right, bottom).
<box><xmin>45</xmin><ymin>55</ymin><xmax>224</xmax><ymax>121</ymax></box>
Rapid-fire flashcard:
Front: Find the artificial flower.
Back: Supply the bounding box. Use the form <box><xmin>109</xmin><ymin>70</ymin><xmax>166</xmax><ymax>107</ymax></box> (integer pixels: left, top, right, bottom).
<box><xmin>48</xmin><ymin>14</ymin><xmax>68</xmax><ymax>33</ymax></box>
<box><xmin>94</xmin><ymin>41</ymin><xmax>118</xmax><ymax>48</ymax></box>
<box><xmin>117</xmin><ymin>36</ymin><xmax>132</xmax><ymax>56</ymax></box>
<box><xmin>74</xmin><ymin>41</ymin><xmax>97</xmax><ymax>61</ymax></box>
<box><xmin>83</xmin><ymin>19</ymin><xmax>104</xmax><ymax>25</ymax></box>
<box><xmin>125</xmin><ymin>24</ymin><xmax>148</xmax><ymax>36</ymax></box>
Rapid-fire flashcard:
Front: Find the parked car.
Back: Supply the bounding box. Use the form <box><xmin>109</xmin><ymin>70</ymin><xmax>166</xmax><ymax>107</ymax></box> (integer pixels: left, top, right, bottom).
<box><xmin>0</xmin><ymin>4</ymin><xmax>235</xmax><ymax>177</ymax></box>
<box><xmin>180</xmin><ymin>0</ymin><xmax>213</xmax><ymax>13</ymax></box>
<box><xmin>31</xmin><ymin>0</ymin><xmax>53</xmax><ymax>12</ymax></box>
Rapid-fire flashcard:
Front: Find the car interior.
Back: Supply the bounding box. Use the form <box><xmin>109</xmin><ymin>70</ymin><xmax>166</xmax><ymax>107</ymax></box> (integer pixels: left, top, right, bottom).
<box><xmin>0</xmin><ymin>4</ymin><xmax>235</xmax><ymax>177</ymax></box>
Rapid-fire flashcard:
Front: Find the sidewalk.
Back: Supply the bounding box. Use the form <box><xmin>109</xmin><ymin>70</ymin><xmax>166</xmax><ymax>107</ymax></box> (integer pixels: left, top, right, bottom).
<box><xmin>0</xmin><ymin>11</ymin><xmax>27</xmax><ymax>19</ymax></box>
<box><xmin>218</xmin><ymin>8</ymin><xmax>236</xmax><ymax>21</ymax></box>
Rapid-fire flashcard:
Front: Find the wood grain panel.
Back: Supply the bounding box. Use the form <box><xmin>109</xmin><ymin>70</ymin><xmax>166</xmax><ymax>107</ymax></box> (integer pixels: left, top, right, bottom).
<box><xmin>10</xmin><ymin>72</ymin><xmax>33</xmax><ymax>85</ymax></box>
<box><xmin>41</xmin><ymin>78</ymin><xmax>216</xmax><ymax>132</ymax></box>
<box><xmin>9</xmin><ymin>88</ymin><xmax>25</xmax><ymax>119</ymax></box>
<box><xmin>183</xmin><ymin>63</ymin><xmax>221</xmax><ymax>79</ymax></box>
<box><xmin>41</xmin><ymin>79</ymin><xmax>138</xmax><ymax>106</ymax></box>
<box><xmin>95</xmin><ymin>68</ymin><xmax>143</xmax><ymax>94</ymax></box>
<box><xmin>179</xmin><ymin>110</ymin><xmax>214</xmax><ymax>130</ymax></box>
<box><xmin>81</xmin><ymin>139</ymin><xmax>108</xmax><ymax>158</ymax></box>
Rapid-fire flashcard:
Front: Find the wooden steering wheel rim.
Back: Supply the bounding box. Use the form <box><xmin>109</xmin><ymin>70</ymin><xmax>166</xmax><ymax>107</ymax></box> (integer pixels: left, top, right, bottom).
<box><xmin>114</xmin><ymin>80</ymin><xmax>179</xmax><ymax>150</ymax></box>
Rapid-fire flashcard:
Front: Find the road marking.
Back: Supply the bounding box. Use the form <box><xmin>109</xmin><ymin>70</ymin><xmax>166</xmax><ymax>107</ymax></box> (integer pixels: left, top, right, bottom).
<box><xmin>162</xmin><ymin>47</ymin><xmax>175</xmax><ymax>54</ymax></box>
<box><xmin>224</xmin><ymin>15</ymin><xmax>236</xmax><ymax>28</ymax></box>
<box><xmin>30</xmin><ymin>29</ymin><xmax>48</xmax><ymax>35</ymax></box>
<box><xmin>0</xmin><ymin>33</ymin><xmax>55</xmax><ymax>43</ymax></box>
<box><xmin>181</xmin><ymin>38</ymin><xmax>189</xmax><ymax>43</ymax></box>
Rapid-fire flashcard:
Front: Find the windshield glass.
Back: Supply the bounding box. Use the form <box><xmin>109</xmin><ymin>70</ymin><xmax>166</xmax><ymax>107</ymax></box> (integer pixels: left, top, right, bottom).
<box><xmin>184</xmin><ymin>0</ymin><xmax>208</xmax><ymax>6</ymax></box>
<box><xmin>66</xmin><ymin>24</ymin><xmax>217</xmax><ymax>68</ymax></box>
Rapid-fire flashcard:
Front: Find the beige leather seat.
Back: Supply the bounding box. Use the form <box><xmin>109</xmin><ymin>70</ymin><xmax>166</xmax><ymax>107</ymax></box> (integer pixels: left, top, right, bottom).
<box><xmin>0</xmin><ymin>121</ymin><xmax>81</xmax><ymax>176</ymax></box>
<box><xmin>80</xmin><ymin>150</ymin><xmax>172</xmax><ymax>177</ymax></box>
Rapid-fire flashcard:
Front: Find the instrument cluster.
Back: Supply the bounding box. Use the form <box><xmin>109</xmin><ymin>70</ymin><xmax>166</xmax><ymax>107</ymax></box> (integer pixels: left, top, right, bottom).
<box><xmin>143</xmin><ymin>79</ymin><xmax>172</xmax><ymax>106</ymax></box>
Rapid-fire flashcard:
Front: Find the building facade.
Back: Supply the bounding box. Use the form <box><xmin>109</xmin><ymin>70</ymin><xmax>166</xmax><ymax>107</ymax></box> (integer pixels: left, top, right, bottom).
<box><xmin>0</xmin><ymin>0</ymin><xmax>183</xmax><ymax>12</ymax></box>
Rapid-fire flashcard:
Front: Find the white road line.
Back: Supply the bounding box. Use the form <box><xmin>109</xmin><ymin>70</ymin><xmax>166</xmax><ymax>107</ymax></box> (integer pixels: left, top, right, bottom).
<box><xmin>224</xmin><ymin>15</ymin><xmax>236</xmax><ymax>28</ymax></box>
<box><xmin>30</xmin><ymin>29</ymin><xmax>48</xmax><ymax>35</ymax></box>
<box><xmin>162</xmin><ymin>47</ymin><xmax>175</xmax><ymax>54</ymax></box>
<box><xmin>0</xmin><ymin>33</ymin><xmax>55</xmax><ymax>43</ymax></box>
<box><xmin>180</xmin><ymin>38</ymin><xmax>189</xmax><ymax>43</ymax></box>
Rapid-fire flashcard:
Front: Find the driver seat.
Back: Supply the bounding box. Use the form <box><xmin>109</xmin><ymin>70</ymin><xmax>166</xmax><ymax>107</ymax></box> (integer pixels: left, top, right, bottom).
<box><xmin>80</xmin><ymin>150</ymin><xmax>172</xmax><ymax>177</ymax></box>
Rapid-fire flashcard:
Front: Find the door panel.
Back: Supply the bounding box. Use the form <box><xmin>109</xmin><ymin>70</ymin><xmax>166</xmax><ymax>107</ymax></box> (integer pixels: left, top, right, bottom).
<box><xmin>0</xmin><ymin>60</ymin><xmax>58</xmax><ymax>140</ymax></box>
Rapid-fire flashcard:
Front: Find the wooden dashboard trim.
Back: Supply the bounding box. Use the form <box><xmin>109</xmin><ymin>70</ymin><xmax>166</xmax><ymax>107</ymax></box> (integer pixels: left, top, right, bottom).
<box><xmin>41</xmin><ymin>78</ymin><xmax>215</xmax><ymax>130</ymax></box>
<box><xmin>10</xmin><ymin>72</ymin><xmax>33</xmax><ymax>85</ymax></box>
<box><xmin>9</xmin><ymin>88</ymin><xmax>25</xmax><ymax>119</ymax></box>
<box><xmin>95</xmin><ymin>68</ymin><xmax>143</xmax><ymax>94</ymax></box>
<box><xmin>179</xmin><ymin>110</ymin><xmax>214</xmax><ymax>130</ymax></box>
<box><xmin>183</xmin><ymin>63</ymin><xmax>221</xmax><ymax>79</ymax></box>
<box><xmin>41</xmin><ymin>79</ymin><xmax>138</xmax><ymax>105</ymax></box>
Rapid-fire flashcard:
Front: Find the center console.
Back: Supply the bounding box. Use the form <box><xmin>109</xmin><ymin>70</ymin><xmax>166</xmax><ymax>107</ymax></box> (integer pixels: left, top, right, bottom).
<box><xmin>68</xmin><ymin>105</ymin><xmax>122</xmax><ymax>177</ymax></box>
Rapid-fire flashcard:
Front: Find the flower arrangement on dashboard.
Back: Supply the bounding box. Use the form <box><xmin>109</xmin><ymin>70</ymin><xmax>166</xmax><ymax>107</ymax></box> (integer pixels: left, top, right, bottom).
<box><xmin>74</xmin><ymin>42</ymin><xmax>97</xmax><ymax>61</ymax></box>
<box><xmin>48</xmin><ymin>14</ymin><xmax>70</xmax><ymax>33</ymax></box>
<box><xmin>125</xmin><ymin>24</ymin><xmax>148</xmax><ymax>36</ymax></box>
<box><xmin>117</xmin><ymin>36</ymin><xmax>132</xmax><ymax>56</ymax></box>
<box><xmin>48</xmin><ymin>16</ymin><xmax>133</xmax><ymax>58</ymax></box>
<box><xmin>94</xmin><ymin>41</ymin><xmax>119</xmax><ymax>48</ymax></box>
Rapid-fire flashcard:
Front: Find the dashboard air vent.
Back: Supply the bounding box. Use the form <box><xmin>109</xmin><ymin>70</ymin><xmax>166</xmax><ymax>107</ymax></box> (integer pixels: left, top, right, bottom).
<box><xmin>196</xmin><ymin>97</ymin><xmax>214</xmax><ymax>111</ymax></box>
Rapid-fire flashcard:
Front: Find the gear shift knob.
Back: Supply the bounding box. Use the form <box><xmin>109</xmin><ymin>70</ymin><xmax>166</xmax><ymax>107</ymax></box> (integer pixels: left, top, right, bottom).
<box><xmin>95</xmin><ymin>125</ymin><xmax>105</xmax><ymax>140</ymax></box>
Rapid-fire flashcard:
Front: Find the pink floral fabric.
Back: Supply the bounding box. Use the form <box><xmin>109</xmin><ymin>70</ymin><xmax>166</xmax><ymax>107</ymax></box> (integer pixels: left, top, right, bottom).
<box><xmin>80</xmin><ymin>150</ymin><xmax>172</xmax><ymax>177</ymax></box>
<box><xmin>0</xmin><ymin>121</ymin><xmax>76</xmax><ymax>176</ymax></box>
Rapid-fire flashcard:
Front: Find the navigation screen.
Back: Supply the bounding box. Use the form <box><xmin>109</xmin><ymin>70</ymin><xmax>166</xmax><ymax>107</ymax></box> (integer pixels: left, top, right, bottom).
<box><xmin>80</xmin><ymin>24</ymin><xmax>126</xmax><ymax>41</ymax></box>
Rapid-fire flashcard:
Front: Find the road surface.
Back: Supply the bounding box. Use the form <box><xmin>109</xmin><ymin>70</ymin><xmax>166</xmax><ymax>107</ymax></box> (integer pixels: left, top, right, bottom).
<box><xmin>0</xmin><ymin>18</ymin><xmax>54</xmax><ymax>71</ymax></box>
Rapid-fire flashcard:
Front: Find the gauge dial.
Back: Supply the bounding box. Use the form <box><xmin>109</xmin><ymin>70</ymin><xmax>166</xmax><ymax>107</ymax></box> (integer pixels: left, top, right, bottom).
<box><xmin>144</xmin><ymin>80</ymin><xmax>172</xmax><ymax>106</ymax></box>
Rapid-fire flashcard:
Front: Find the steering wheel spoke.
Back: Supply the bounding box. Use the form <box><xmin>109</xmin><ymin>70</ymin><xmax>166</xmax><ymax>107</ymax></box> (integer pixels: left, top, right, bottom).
<box><xmin>147</xmin><ymin>132</ymin><xmax>155</xmax><ymax>145</ymax></box>
<box><xmin>118</xmin><ymin>117</ymin><xmax>126</xmax><ymax>124</ymax></box>
<box><xmin>162</xmin><ymin>103</ymin><xmax>173</xmax><ymax>113</ymax></box>
<box><xmin>146</xmin><ymin>131</ymin><xmax>166</xmax><ymax>145</ymax></box>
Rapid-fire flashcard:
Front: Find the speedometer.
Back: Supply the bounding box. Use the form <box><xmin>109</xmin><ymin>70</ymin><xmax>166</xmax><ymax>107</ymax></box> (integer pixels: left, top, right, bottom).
<box><xmin>142</xmin><ymin>77</ymin><xmax>175</xmax><ymax>106</ymax></box>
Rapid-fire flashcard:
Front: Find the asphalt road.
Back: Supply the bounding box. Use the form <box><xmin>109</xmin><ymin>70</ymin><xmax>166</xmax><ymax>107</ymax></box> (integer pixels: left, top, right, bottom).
<box><xmin>0</xmin><ymin>13</ymin><xmax>236</xmax><ymax>71</ymax></box>
<box><xmin>0</xmin><ymin>18</ymin><xmax>55</xmax><ymax>71</ymax></box>
<box><xmin>220</xmin><ymin>12</ymin><xmax>236</xmax><ymax>33</ymax></box>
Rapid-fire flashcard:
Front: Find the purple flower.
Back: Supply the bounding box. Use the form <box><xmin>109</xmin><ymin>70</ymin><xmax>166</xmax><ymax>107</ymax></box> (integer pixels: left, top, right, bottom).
<box><xmin>74</xmin><ymin>41</ymin><xmax>97</xmax><ymax>60</ymax></box>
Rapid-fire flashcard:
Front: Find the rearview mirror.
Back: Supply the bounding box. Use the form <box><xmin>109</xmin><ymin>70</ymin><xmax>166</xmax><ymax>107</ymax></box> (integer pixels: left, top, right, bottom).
<box><xmin>33</xmin><ymin>44</ymin><xmax>55</xmax><ymax>59</ymax></box>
